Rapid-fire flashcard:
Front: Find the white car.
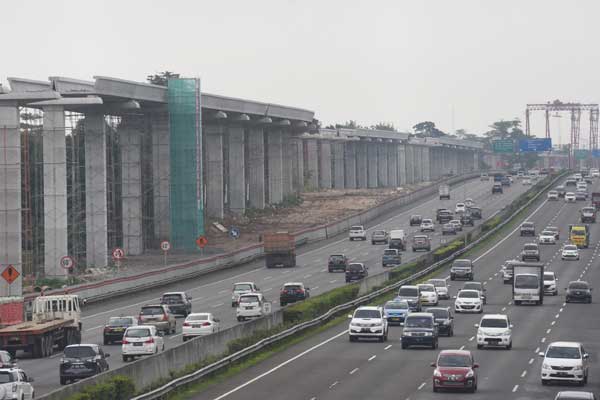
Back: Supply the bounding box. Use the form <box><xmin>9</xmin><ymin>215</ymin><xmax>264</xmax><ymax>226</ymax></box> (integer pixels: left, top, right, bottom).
<box><xmin>0</xmin><ymin>369</ymin><xmax>34</xmax><ymax>400</ymax></box>
<box><xmin>540</xmin><ymin>341</ymin><xmax>589</xmax><ymax>385</ymax></box>
<box><xmin>562</xmin><ymin>244</ymin><xmax>580</xmax><ymax>260</ymax></box>
<box><xmin>547</xmin><ymin>190</ymin><xmax>559</xmax><ymax>200</ymax></box>
<box><xmin>182</xmin><ymin>313</ymin><xmax>220</xmax><ymax>341</ymax></box>
<box><xmin>122</xmin><ymin>325</ymin><xmax>165</xmax><ymax>361</ymax></box>
<box><xmin>420</xmin><ymin>219</ymin><xmax>435</xmax><ymax>232</ymax></box>
<box><xmin>476</xmin><ymin>314</ymin><xmax>513</xmax><ymax>350</ymax></box>
<box><xmin>523</xmin><ymin>178</ymin><xmax>532</xmax><ymax>185</ymax></box>
<box><xmin>543</xmin><ymin>271</ymin><xmax>558</xmax><ymax>296</ymax></box>
<box><xmin>455</xmin><ymin>203</ymin><xmax>466</xmax><ymax>213</ymax></box>
<box><xmin>591</xmin><ymin>169</ymin><xmax>600</xmax><ymax>178</ymax></box>
<box><xmin>417</xmin><ymin>284</ymin><xmax>439</xmax><ymax>306</ymax></box>
<box><xmin>349</xmin><ymin>225</ymin><xmax>367</xmax><ymax>241</ymax></box>
<box><xmin>449</xmin><ymin>219</ymin><xmax>463</xmax><ymax>231</ymax></box>
<box><xmin>454</xmin><ymin>289</ymin><xmax>483</xmax><ymax>313</ymax></box>
<box><xmin>565</xmin><ymin>192</ymin><xmax>576</xmax><ymax>202</ymax></box>
<box><xmin>538</xmin><ymin>230</ymin><xmax>557</xmax><ymax>245</ymax></box>
<box><xmin>231</xmin><ymin>282</ymin><xmax>260</xmax><ymax>307</ymax></box>
<box><xmin>465</xmin><ymin>198</ymin><xmax>475</xmax><ymax>207</ymax></box>
<box><xmin>577</xmin><ymin>183</ymin><xmax>588</xmax><ymax>191</ymax></box>
<box><xmin>236</xmin><ymin>293</ymin><xmax>266</xmax><ymax>321</ymax></box>
<box><xmin>348</xmin><ymin>306</ymin><xmax>388</xmax><ymax>342</ymax></box>
<box><xmin>427</xmin><ymin>279</ymin><xmax>449</xmax><ymax>300</ymax></box>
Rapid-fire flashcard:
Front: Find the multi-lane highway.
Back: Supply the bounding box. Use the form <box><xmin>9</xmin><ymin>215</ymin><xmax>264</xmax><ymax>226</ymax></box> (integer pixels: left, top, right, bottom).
<box><xmin>194</xmin><ymin>175</ymin><xmax>600</xmax><ymax>400</ymax></box>
<box><xmin>27</xmin><ymin>177</ymin><xmax>529</xmax><ymax>395</ymax></box>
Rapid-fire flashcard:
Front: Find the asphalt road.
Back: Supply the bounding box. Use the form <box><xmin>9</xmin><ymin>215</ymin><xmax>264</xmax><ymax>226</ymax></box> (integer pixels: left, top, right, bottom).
<box><xmin>25</xmin><ymin>177</ymin><xmax>530</xmax><ymax>395</ymax></box>
<box><xmin>194</xmin><ymin>176</ymin><xmax>600</xmax><ymax>400</ymax></box>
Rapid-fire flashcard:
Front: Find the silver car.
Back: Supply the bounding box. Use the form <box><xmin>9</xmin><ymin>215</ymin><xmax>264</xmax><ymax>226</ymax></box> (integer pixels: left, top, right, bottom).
<box><xmin>138</xmin><ymin>304</ymin><xmax>177</xmax><ymax>335</ymax></box>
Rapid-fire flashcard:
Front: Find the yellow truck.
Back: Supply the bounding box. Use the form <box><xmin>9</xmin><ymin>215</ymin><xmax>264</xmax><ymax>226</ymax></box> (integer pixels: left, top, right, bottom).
<box><xmin>569</xmin><ymin>225</ymin><xmax>590</xmax><ymax>248</ymax></box>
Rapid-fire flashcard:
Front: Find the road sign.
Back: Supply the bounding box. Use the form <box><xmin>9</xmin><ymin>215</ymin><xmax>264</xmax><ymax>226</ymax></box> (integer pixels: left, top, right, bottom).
<box><xmin>196</xmin><ymin>236</ymin><xmax>208</xmax><ymax>249</ymax></box>
<box><xmin>1</xmin><ymin>265</ymin><xmax>19</xmax><ymax>285</ymax></box>
<box><xmin>60</xmin><ymin>256</ymin><xmax>75</xmax><ymax>270</ymax></box>
<box><xmin>492</xmin><ymin>139</ymin><xmax>514</xmax><ymax>153</ymax></box>
<box><xmin>518</xmin><ymin>138</ymin><xmax>552</xmax><ymax>152</ymax></box>
<box><xmin>575</xmin><ymin>149</ymin><xmax>590</xmax><ymax>160</ymax></box>
<box><xmin>593</xmin><ymin>149</ymin><xmax>600</xmax><ymax>158</ymax></box>
<box><xmin>229</xmin><ymin>227</ymin><xmax>240</xmax><ymax>239</ymax></box>
<box><xmin>160</xmin><ymin>241</ymin><xmax>171</xmax><ymax>252</ymax></box>
<box><xmin>112</xmin><ymin>247</ymin><xmax>125</xmax><ymax>260</ymax></box>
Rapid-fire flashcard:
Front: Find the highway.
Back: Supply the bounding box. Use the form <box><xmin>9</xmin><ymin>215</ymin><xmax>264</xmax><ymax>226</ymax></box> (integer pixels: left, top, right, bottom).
<box><xmin>25</xmin><ymin>177</ymin><xmax>529</xmax><ymax>395</ymax></box>
<box><xmin>194</xmin><ymin>176</ymin><xmax>600</xmax><ymax>400</ymax></box>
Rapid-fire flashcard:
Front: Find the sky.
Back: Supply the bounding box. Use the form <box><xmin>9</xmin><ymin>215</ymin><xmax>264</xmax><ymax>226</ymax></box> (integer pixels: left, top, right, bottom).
<box><xmin>2</xmin><ymin>0</ymin><xmax>600</xmax><ymax>143</ymax></box>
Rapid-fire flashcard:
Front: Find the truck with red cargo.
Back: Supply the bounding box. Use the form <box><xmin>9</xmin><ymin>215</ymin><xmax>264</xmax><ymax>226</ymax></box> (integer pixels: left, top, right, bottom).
<box><xmin>0</xmin><ymin>295</ymin><xmax>82</xmax><ymax>358</ymax></box>
<box><xmin>264</xmin><ymin>232</ymin><xmax>296</xmax><ymax>268</ymax></box>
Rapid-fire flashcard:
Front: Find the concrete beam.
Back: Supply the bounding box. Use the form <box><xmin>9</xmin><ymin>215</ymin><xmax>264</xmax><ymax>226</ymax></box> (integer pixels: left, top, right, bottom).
<box><xmin>49</xmin><ymin>76</ymin><xmax>95</xmax><ymax>95</ymax></box>
<box><xmin>247</xmin><ymin>127</ymin><xmax>265</xmax><ymax>209</ymax></box>
<box><xmin>7</xmin><ymin>77</ymin><xmax>51</xmax><ymax>92</ymax></box>
<box><xmin>94</xmin><ymin>76</ymin><xmax>168</xmax><ymax>103</ymax></box>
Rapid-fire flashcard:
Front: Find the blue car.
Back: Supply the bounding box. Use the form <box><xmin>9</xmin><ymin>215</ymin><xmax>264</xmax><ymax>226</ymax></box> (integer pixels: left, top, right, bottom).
<box><xmin>383</xmin><ymin>300</ymin><xmax>411</xmax><ymax>325</ymax></box>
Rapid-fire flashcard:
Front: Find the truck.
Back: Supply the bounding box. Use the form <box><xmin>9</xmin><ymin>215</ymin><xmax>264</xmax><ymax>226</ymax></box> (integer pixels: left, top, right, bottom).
<box><xmin>513</xmin><ymin>262</ymin><xmax>544</xmax><ymax>305</ymax></box>
<box><xmin>580</xmin><ymin>206</ymin><xmax>597</xmax><ymax>223</ymax></box>
<box><xmin>388</xmin><ymin>230</ymin><xmax>406</xmax><ymax>251</ymax></box>
<box><xmin>569</xmin><ymin>225</ymin><xmax>590</xmax><ymax>248</ymax></box>
<box><xmin>0</xmin><ymin>295</ymin><xmax>82</xmax><ymax>358</ymax></box>
<box><xmin>264</xmin><ymin>232</ymin><xmax>296</xmax><ymax>268</ymax></box>
<box><xmin>592</xmin><ymin>192</ymin><xmax>600</xmax><ymax>210</ymax></box>
<box><xmin>438</xmin><ymin>184</ymin><xmax>450</xmax><ymax>200</ymax></box>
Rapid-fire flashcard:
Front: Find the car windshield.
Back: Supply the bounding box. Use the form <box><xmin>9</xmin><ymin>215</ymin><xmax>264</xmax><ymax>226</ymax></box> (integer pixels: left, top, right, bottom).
<box><xmin>522</xmin><ymin>223</ymin><xmax>534</xmax><ymax>228</ymax></box>
<box><xmin>354</xmin><ymin>309</ymin><xmax>381</xmax><ymax>319</ymax></box>
<box><xmin>569</xmin><ymin>282</ymin><xmax>589</xmax><ymax>290</ymax></box>
<box><xmin>385</xmin><ymin>302</ymin><xmax>408</xmax><ymax>310</ymax></box>
<box><xmin>329</xmin><ymin>255</ymin><xmax>345</xmax><ymax>262</ymax></box>
<box><xmin>544</xmin><ymin>273</ymin><xmax>555</xmax><ymax>280</ymax></box>
<box><xmin>437</xmin><ymin>354</ymin><xmax>471</xmax><ymax>367</ymax></box>
<box><xmin>283</xmin><ymin>285</ymin><xmax>302</xmax><ymax>291</ymax></box>
<box><xmin>125</xmin><ymin>328</ymin><xmax>152</xmax><ymax>338</ymax></box>
<box><xmin>161</xmin><ymin>294</ymin><xmax>183</xmax><ymax>303</ymax></box>
<box><xmin>383</xmin><ymin>250</ymin><xmax>397</xmax><ymax>256</ymax></box>
<box><xmin>186</xmin><ymin>314</ymin><xmax>209</xmax><ymax>321</ymax></box>
<box><xmin>564</xmin><ymin>245</ymin><xmax>578</xmax><ymax>251</ymax></box>
<box><xmin>546</xmin><ymin>346</ymin><xmax>581</xmax><ymax>359</ymax></box>
<box><xmin>239</xmin><ymin>295</ymin><xmax>259</xmax><ymax>304</ymax></box>
<box><xmin>64</xmin><ymin>346</ymin><xmax>96</xmax><ymax>358</ymax></box>
<box><xmin>541</xmin><ymin>231</ymin><xmax>554</xmax><ymax>236</ymax></box>
<box><xmin>428</xmin><ymin>280</ymin><xmax>446</xmax><ymax>288</ymax></box>
<box><xmin>398</xmin><ymin>287</ymin><xmax>418</xmax><ymax>297</ymax></box>
<box><xmin>419</xmin><ymin>285</ymin><xmax>435</xmax><ymax>292</ymax></box>
<box><xmin>524</xmin><ymin>245</ymin><xmax>538</xmax><ymax>251</ymax></box>
<box><xmin>583</xmin><ymin>208</ymin><xmax>595</xmax><ymax>212</ymax></box>
<box><xmin>348</xmin><ymin>264</ymin><xmax>364</xmax><ymax>272</ymax></box>
<box><xmin>140</xmin><ymin>306</ymin><xmax>164</xmax><ymax>315</ymax></box>
<box><xmin>422</xmin><ymin>219</ymin><xmax>432</xmax><ymax>224</ymax></box>
<box><xmin>350</xmin><ymin>226</ymin><xmax>363</xmax><ymax>231</ymax></box>
<box><xmin>427</xmin><ymin>309</ymin><xmax>448</xmax><ymax>319</ymax></box>
<box><xmin>108</xmin><ymin>317</ymin><xmax>133</xmax><ymax>326</ymax></box>
<box><xmin>453</xmin><ymin>260</ymin><xmax>471</xmax><ymax>268</ymax></box>
<box><xmin>480</xmin><ymin>318</ymin><xmax>507</xmax><ymax>328</ymax></box>
<box><xmin>414</xmin><ymin>235</ymin><xmax>428</xmax><ymax>241</ymax></box>
<box><xmin>234</xmin><ymin>284</ymin><xmax>253</xmax><ymax>291</ymax></box>
<box><xmin>458</xmin><ymin>291</ymin><xmax>479</xmax><ymax>298</ymax></box>
<box><xmin>463</xmin><ymin>283</ymin><xmax>481</xmax><ymax>291</ymax></box>
<box><xmin>411</xmin><ymin>215</ymin><xmax>421</xmax><ymax>220</ymax></box>
<box><xmin>404</xmin><ymin>316</ymin><xmax>433</xmax><ymax>328</ymax></box>
<box><xmin>0</xmin><ymin>372</ymin><xmax>15</xmax><ymax>383</ymax></box>
<box><xmin>515</xmin><ymin>275</ymin><xmax>539</xmax><ymax>289</ymax></box>
<box><xmin>373</xmin><ymin>230</ymin><xmax>386</xmax><ymax>236</ymax></box>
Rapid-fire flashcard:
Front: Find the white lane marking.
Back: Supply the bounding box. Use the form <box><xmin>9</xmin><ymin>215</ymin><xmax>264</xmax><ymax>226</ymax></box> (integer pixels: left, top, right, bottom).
<box><xmin>418</xmin><ymin>382</ymin><xmax>426</xmax><ymax>390</ymax></box>
<box><xmin>512</xmin><ymin>384</ymin><xmax>519</xmax><ymax>392</ymax></box>
<box><xmin>211</xmin><ymin>303</ymin><xmax>224</xmax><ymax>308</ymax></box>
<box><xmin>212</xmin><ymin>330</ymin><xmax>347</xmax><ymax>400</ymax></box>
<box><xmin>330</xmin><ymin>280</ymin><xmax>337</xmax><ymax>284</ymax></box>
<box><xmin>474</xmin><ymin>199</ymin><xmax>549</xmax><ymax>263</ymax></box>
<box><xmin>551</xmin><ymin>321</ymin><xmax>556</xmax><ymax>326</ymax></box>
<box><xmin>218</xmin><ymin>289</ymin><xmax>228</xmax><ymax>294</ymax></box>
<box><xmin>263</xmin><ymin>276</ymin><xmax>272</xmax><ymax>280</ymax></box>
<box><xmin>535</xmin><ymin>347</ymin><xmax>540</xmax><ymax>353</ymax></box>
<box><xmin>501</xmin><ymin>307</ymin><xmax>506</xmax><ymax>311</ymax></box>
<box><xmin>563</xmin><ymin>302</ymin><xmax>566</xmax><ymax>306</ymax></box>
<box><xmin>170</xmin><ymin>333</ymin><xmax>183</xmax><ymax>339</ymax></box>
<box><xmin>368</xmin><ymin>355</ymin><xmax>376</xmax><ymax>361</ymax></box>
<box><xmin>469</xmin><ymin>336</ymin><xmax>475</xmax><ymax>341</ymax></box>
<box><xmin>541</xmin><ymin>337</ymin><xmax>546</xmax><ymax>343</ymax></box>
<box><xmin>529</xmin><ymin>358</ymin><xmax>534</xmax><ymax>365</ymax></box>
<box><xmin>264</xmin><ymin>288</ymin><xmax>273</xmax><ymax>292</ymax></box>
<box><xmin>555</xmin><ymin>314</ymin><xmax>560</xmax><ymax>319</ymax></box>
<box><xmin>494</xmin><ymin>272</ymin><xmax>498</xmax><ymax>277</ymax></box>
<box><xmin>559</xmin><ymin>308</ymin><xmax>563</xmax><ymax>312</ymax></box>
<box><xmin>283</xmin><ymin>270</ymin><xmax>291</xmax><ymax>274</ymax></box>
<box><xmin>385</xmin><ymin>345</ymin><xmax>392</xmax><ymax>350</ymax></box>
<box><xmin>488</xmin><ymin>277</ymin><xmax>493</xmax><ymax>281</ymax></box>
<box><xmin>303</xmin><ymin>274</ymin><xmax>312</xmax><ymax>279</ymax></box>
<box><xmin>547</xmin><ymin>328</ymin><xmax>552</xmax><ymax>333</ymax></box>
<box><xmin>314</xmin><ymin>259</ymin><xmax>322</xmax><ymax>263</ymax></box>
<box><xmin>521</xmin><ymin>370</ymin><xmax>527</xmax><ymax>378</ymax></box>
<box><xmin>329</xmin><ymin>381</ymin><xmax>339</xmax><ymax>389</ymax></box>
<box><xmin>349</xmin><ymin>368</ymin><xmax>359</xmax><ymax>375</ymax></box>
<box><xmin>312</xmin><ymin>286</ymin><xmax>319</xmax><ymax>291</ymax></box>
<box><xmin>459</xmin><ymin>345</ymin><xmax>465</xmax><ymax>350</ymax></box>
<box><xmin>82</xmin><ymin>296</ymin><xmax>161</xmax><ymax>321</ymax></box>
<box><xmin>320</xmin><ymin>269</ymin><xmax>327</xmax><ymax>273</ymax></box>
<box><xmin>85</xmin><ymin>325</ymin><xmax>102</xmax><ymax>332</ymax></box>
<box><xmin>508</xmin><ymin>301</ymin><xmax>512</xmax><ymax>305</ymax></box>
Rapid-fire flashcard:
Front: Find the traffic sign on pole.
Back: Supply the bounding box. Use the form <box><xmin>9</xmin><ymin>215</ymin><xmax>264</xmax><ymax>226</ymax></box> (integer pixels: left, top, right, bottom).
<box><xmin>492</xmin><ymin>139</ymin><xmax>514</xmax><ymax>153</ymax></box>
<box><xmin>160</xmin><ymin>241</ymin><xmax>171</xmax><ymax>252</ymax></box>
<box><xmin>1</xmin><ymin>265</ymin><xmax>19</xmax><ymax>285</ymax></box>
<box><xmin>60</xmin><ymin>256</ymin><xmax>75</xmax><ymax>270</ymax></box>
<box><xmin>112</xmin><ymin>247</ymin><xmax>125</xmax><ymax>260</ymax></box>
<box><xmin>195</xmin><ymin>236</ymin><xmax>208</xmax><ymax>249</ymax></box>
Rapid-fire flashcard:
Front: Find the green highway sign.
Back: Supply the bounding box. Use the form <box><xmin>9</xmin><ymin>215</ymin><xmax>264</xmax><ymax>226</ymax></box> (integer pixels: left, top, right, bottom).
<box><xmin>575</xmin><ymin>149</ymin><xmax>589</xmax><ymax>160</ymax></box>
<box><xmin>492</xmin><ymin>139</ymin><xmax>514</xmax><ymax>153</ymax></box>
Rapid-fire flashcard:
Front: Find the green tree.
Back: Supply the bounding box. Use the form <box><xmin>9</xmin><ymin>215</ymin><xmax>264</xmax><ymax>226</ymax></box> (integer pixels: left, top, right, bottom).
<box><xmin>147</xmin><ymin>71</ymin><xmax>180</xmax><ymax>86</ymax></box>
<box><xmin>413</xmin><ymin>121</ymin><xmax>446</xmax><ymax>138</ymax></box>
<box><xmin>486</xmin><ymin>118</ymin><xmax>538</xmax><ymax>169</ymax></box>
<box><xmin>372</xmin><ymin>122</ymin><xmax>396</xmax><ymax>131</ymax></box>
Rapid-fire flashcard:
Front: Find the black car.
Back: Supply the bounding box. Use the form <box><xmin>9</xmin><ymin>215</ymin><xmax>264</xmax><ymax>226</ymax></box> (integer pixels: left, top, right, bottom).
<box><xmin>565</xmin><ymin>281</ymin><xmax>592</xmax><ymax>303</ymax></box>
<box><xmin>436</xmin><ymin>209</ymin><xmax>453</xmax><ymax>223</ymax></box>
<box><xmin>425</xmin><ymin>307</ymin><xmax>454</xmax><ymax>336</ymax></box>
<box><xmin>410</xmin><ymin>215</ymin><xmax>422</xmax><ymax>226</ymax></box>
<box><xmin>501</xmin><ymin>177</ymin><xmax>511</xmax><ymax>186</ymax></box>
<box><xmin>60</xmin><ymin>344</ymin><xmax>110</xmax><ymax>385</ymax></box>
<box><xmin>160</xmin><ymin>292</ymin><xmax>192</xmax><ymax>316</ymax></box>
<box><xmin>279</xmin><ymin>283</ymin><xmax>310</xmax><ymax>306</ymax></box>
<box><xmin>328</xmin><ymin>254</ymin><xmax>348</xmax><ymax>272</ymax></box>
<box><xmin>345</xmin><ymin>263</ymin><xmax>368</xmax><ymax>283</ymax></box>
<box><xmin>401</xmin><ymin>312</ymin><xmax>438</xmax><ymax>349</ymax></box>
<box><xmin>520</xmin><ymin>222</ymin><xmax>536</xmax><ymax>236</ymax></box>
<box><xmin>103</xmin><ymin>315</ymin><xmax>137</xmax><ymax>344</ymax></box>
<box><xmin>460</xmin><ymin>214</ymin><xmax>474</xmax><ymax>226</ymax></box>
<box><xmin>492</xmin><ymin>183</ymin><xmax>503</xmax><ymax>194</ymax></box>
<box><xmin>468</xmin><ymin>207</ymin><xmax>482</xmax><ymax>220</ymax></box>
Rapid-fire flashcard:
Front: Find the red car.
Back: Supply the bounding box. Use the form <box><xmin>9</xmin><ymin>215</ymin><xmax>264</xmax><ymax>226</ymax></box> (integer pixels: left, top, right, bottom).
<box><xmin>431</xmin><ymin>350</ymin><xmax>479</xmax><ymax>393</ymax></box>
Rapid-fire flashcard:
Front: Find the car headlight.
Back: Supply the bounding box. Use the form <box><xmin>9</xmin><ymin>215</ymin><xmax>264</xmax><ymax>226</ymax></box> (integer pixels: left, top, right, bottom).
<box><xmin>542</xmin><ymin>363</ymin><xmax>550</xmax><ymax>369</ymax></box>
<box><xmin>433</xmin><ymin>369</ymin><xmax>442</xmax><ymax>377</ymax></box>
<box><xmin>573</xmin><ymin>365</ymin><xmax>583</xmax><ymax>371</ymax></box>
<box><xmin>423</xmin><ymin>332</ymin><xmax>432</xmax><ymax>336</ymax></box>
<box><xmin>465</xmin><ymin>370</ymin><xmax>474</xmax><ymax>378</ymax></box>
<box><xmin>403</xmin><ymin>332</ymin><xmax>413</xmax><ymax>336</ymax></box>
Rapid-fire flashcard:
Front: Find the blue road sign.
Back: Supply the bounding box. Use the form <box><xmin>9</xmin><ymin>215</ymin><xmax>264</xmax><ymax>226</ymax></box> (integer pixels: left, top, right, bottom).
<box><xmin>518</xmin><ymin>138</ymin><xmax>552</xmax><ymax>152</ymax></box>
<box><xmin>592</xmin><ymin>149</ymin><xmax>600</xmax><ymax>158</ymax></box>
<box><xmin>230</xmin><ymin>227</ymin><xmax>240</xmax><ymax>239</ymax></box>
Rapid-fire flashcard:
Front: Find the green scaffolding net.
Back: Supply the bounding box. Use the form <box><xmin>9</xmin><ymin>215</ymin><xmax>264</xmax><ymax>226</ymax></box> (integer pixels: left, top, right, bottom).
<box><xmin>168</xmin><ymin>78</ymin><xmax>204</xmax><ymax>250</ymax></box>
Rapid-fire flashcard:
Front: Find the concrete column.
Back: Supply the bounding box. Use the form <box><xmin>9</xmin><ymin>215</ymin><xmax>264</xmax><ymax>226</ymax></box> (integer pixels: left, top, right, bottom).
<box><xmin>377</xmin><ymin>143</ymin><xmax>388</xmax><ymax>187</ymax></box>
<box><xmin>319</xmin><ymin>140</ymin><xmax>332</xmax><ymax>189</ymax></box>
<box><xmin>119</xmin><ymin>116</ymin><xmax>143</xmax><ymax>256</ymax></box>
<box><xmin>405</xmin><ymin>145</ymin><xmax>414</xmax><ymax>184</ymax></box>
<box><xmin>332</xmin><ymin>142</ymin><xmax>345</xmax><ymax>189</ymax></box>
<box><xmin>267</xmin><ymin>130</ymin><xmax>283</xmax><ymax>204</ymax></box>
<box><xmin>281</xmin><ymin>131</ymin><xmax>293</xmax><ymax>197</ymax></box>
<box><xmin>228</xmin><ymin>126</ymin><xmax>245</xmax><ymax>214</ymax></box>
<box><xmin>356</xmin><ymin>142</ymin><xmax>368</xmax><ymax>188</ymax></box>
<box><xmin>397</xmin><ymin>144</ymin><xmax>407</xmax><ymax>186</ymax></box>
<box><xmin>84</xmin><ymin>113</ymin><xmax>108</xmax><ymax>267</ymax></box>
<box><xmin>367</xmin><ymin>143</ymin><xmax>378</xmax><ymax>188</ymax></box>
<box><xmin>415</xmin><ymin>147</ymin><xmax>424</xmax><ymax>182</ymax></box>
<box><xmin>305</xmin><ymin>139</ymin><xmax>319</xmax><ymax>190</ymax></box>
<box><xmin>422</xmin><ymin>147</ymin><xmax>431</xmax><ymax>182</ymax></box>
<box><xmin>205</xmin><ymin>125</ymin><xmax>224</xmax><ymax>219</ymax></box>
<box><xmin>473</xmin><ymin>152</ymin><xmax>479</xmax><ymax>171</ymax></box>
<box><xmin>247</xmin><ymin>127</ymin><xmax>265</xmax><ymax>209</ymax></box>
<box><xmin>0</xmin><ymin>105</ymin><xmax>22</xmax><ymax>295</ymax></box>
<box><xmin>344</xmin><ymin>142</ymin><xmax>357</xmax><ymax>189</ymax></box>
<box><xmin>291</xmin><ymin>138</ymin><xmax>304</xmax><ymax>192</ymax></box>
<box><xmin>388</xmin><ymin>144</ymin><xmax>398</xmax><ymax>187</ymax></box>
<box><xmin>42</xmin><ymin>106</ymin><xmax>68</xmax><ymax>277</ymax></box>
<box><xmin>151</xmin><ymin>112</ymin><xmax>170</xmax><ymax>241</ymax></box>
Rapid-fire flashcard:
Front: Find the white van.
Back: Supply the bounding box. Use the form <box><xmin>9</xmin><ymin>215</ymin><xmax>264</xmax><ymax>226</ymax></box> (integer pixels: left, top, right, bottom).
<box><xmin>236</xmin><ymin>293</ymin><xmax>266</xmax><ymax>321</ymax></box>
<box><xmin>388</xmin><ymin>230</ymin><xmax>406</xmax><ymax>251</ymax></box>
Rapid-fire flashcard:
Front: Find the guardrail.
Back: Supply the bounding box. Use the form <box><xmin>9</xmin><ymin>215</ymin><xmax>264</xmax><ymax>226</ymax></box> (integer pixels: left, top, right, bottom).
<box><xmin>131</xmin><ymin>172</ymin><xmax>564</xmax><ymax>400</ymax></box>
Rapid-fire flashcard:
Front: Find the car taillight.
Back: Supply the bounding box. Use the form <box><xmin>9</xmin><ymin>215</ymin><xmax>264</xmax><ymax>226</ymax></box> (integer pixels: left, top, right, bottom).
<box><xmin>202</xmin><ymin>322</ymin><xmax>211</xmax><ymax>326</ymax></box>
<box><xmin>183</xmin><ymin>322</ymin><xmax>191</xmax><ymax>327</ymax></box>
<box><xmin>162</xmin><ymin>313</ymin><xmax>168</xmax><ymax>321</ymax></box>
<box><xmin>104</xmin><ymin>327</ymin><xmax>110</xmax><ymax>332</ymax></box>
<box><xmin>122</xmin><ymin>339</ymin><xmax>130</xmax><ymax>344</ymax></box>
<box><xmin>145</xmin><ymin>338</ymin><xmax>154</xmax><ymax>344</ymax></box>
<box><xmin>298</xmin><ymin>289</ymin><xmax>305</xmax><ymax>294</ymax></box>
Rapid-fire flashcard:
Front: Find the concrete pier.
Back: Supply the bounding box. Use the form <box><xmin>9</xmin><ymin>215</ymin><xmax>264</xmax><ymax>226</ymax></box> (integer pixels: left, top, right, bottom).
<box><xmin>356</xmin><ymin>142</ymin><xmax>368</xmax><ymax>188</ymax></box>
<box><xmin>344</xmin><ymin>142</ymin><xmax>357</xmax><ymax>189</ymax></box>
<box><xmin>228</xmin><ymin>126</ymin><xmax>245</xmax><ymax>214</ymax></box>
<box><xmin>305</xmin><ymin>139</ymin><xmax>319</xmax><ymax>190</ymax></box>
<box><xmin>367</xmin><ymin>142</ymin><xmax>378</xmax><ymax>188</ymax></box>
<box><xmin>332</xmin><ymin>142</ymin><xmax>345</xmax><ymax>189</ymax></box>
<box><xmin>291</xmin><ymin>137</ymin><xmax>304</xmax><ymax>192</ymax></box>
<box><xmin>398</xmin><ymin>144</ymin><xmax>407</xmax><ymax>186</ymax></box>
<box><xmin>387</xmin><ymin>143</ymin><xmax>398</xmax><ymax>187</ymax></box>
<box><xmin>281</xmin><ymin>131</ymin><xmax>293</xmax><ymax>197</ymax></box>
<box><xmin>247</xmin><ymin>127</ymin><xmax>265</xmax><ymax>209</ymax></box>
<box><xmin>377</xmin><ymin>142</ymin><xmax>388</xmax><ymax>187</ymax></box>
<box><xmin>205</xmin><ymin>125</ymin><xmax>224</xmax><ymax>219</ymax></box>
<box><xmin>319</xmin><ymin>140</ymin><xmax>332</xmax><ymax>189</ymax></box>
<box><xmin>151</xmin><ymin>112</ymin><xmax>170</xmax><ymax>241</ymax></box>
<box><xmin>267</xmin><ymin>130</ymin><xmax>283</xmax><ymax>204</ymax></box>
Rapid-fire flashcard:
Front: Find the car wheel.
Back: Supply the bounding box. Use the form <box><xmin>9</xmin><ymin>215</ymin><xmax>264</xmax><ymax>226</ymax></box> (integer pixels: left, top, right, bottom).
<box><xmin>588</xmin><ymin>298</ymin><xmax>592</xmax><ymax>304</ymax></box>
<box><xmin>349</xmin><ymin>336</ymin><xmax>356</xmax><ymax>342</ymax></box>
<box><xmin>401</xmin><ymin>342</ymin><xmax>407</xmax><ymax>349</ymax></box>
<box><xmin>237</xmin><ymin>316</ymin><xmax>243</xmax><ymax>322</ymax></box>
<box><xmin>477</xmin><ymin>344</ymin><xmax>483</xmax><ymax>350</ymax></box>
<box><xmin>541</xmin><ymin>379</ymin><xmax>548</xmax><ymax>386</ymax></box>
<box><xmin>507</xmin><ymin>342</ymin><xmax>512</xmax><ymax>350</ymax></box>
<box><xmin>450</xmin><ymin>275</ymin><xmax>455</xmax><ymax>281</ymax></box>
<box><xmin>433</xmin><ymin>385</ymin><xmax>439</xmax><ymax>393</ymax></box>
<box><xmin>60</xmin><ymin>377</ymin><xmax>67</xmax><ymax>385</ymax></box>
<box><xmin>103</xmin><ymin>337</ymin><xmax>109</xmax><ymax>346</ymax></box>
<box><xmin>583</xmin><ymin>372</ymin><xmax>588</xmax><ymax>385</ymax></box>
<box><xmin>183</xmin><ymin>336</ymin><xmax>188</xmax><ymax>342</ymax></box>
<box><xmin>122</xmin><ymin>355</ymin><xmax>129</xmax><ymax>362</ymax></box>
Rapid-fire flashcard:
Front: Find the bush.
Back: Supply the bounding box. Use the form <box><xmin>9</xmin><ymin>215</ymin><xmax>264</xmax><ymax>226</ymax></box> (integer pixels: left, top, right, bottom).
<box><xmin>433</xmin><ymin>239</ymin><xmax>464</xmax><ymax>261</ymax></box>
<box><xmin>64</xmin><ymin>376</ymin><xmax>135</xmax><ymax>400</ymax></box>
<box><xmin>283</xmin><ymin>284</ymin><xmax>359</xmax><ymax>324</ymax></box>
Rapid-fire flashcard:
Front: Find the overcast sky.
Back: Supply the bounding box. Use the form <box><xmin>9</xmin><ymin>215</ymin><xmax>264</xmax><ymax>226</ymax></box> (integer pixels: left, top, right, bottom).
<box><xmin>2</xmin><ymin>0</ymin><xmax>599</xmax><ymax>142</ymax></box>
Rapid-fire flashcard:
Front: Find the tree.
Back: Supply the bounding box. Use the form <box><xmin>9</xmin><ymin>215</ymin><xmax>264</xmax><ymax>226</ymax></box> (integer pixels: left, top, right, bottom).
<box><xmin>147</xmin><ymin>71</ymin><xmax>180</xmax><ymax>86</ymax></box>
<box><xmin>371</xmin><ymin>122</ymin><xmax>396</xmax><ymax>132</ymax></box>
<box><xmin>486</xmin><ymin>118</ymin><xmax>538</xmax><ymax>169</ymax></box>
<box><xmin>412</xmin><ymin>121</ymin><xmax>446</xmax><ymax>138</ymax></box>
